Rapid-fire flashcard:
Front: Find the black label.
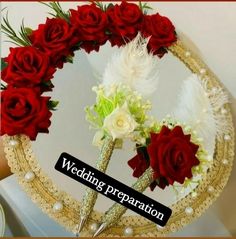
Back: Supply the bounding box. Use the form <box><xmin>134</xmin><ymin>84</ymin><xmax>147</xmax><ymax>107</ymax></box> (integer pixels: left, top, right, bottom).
<box><xmin>55</xmin><ymin>152</ymin><xmax>172</xmax><ymax>226</ymax></box>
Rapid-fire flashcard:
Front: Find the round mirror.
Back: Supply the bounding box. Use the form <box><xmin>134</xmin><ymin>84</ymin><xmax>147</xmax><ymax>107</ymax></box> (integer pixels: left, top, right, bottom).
<box><xmin>31</xmin><ymin>43</ymin><xmax>194</xmax><ymax>212</ymax></box>
<box><xmin>1</xmin><ymin>2</ymin><xmax>234</xmax><ymax>237</ymax></box>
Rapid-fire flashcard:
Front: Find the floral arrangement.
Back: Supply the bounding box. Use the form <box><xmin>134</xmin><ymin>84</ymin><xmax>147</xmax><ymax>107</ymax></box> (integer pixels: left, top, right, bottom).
<box><xmin>128</xmin><ymin>120</ymin><xmax>207</xmax><ymax>191</ymax></box>
<box><xmin>87</xmin><ymin>84</ymin><xmax>150</xmax><ymax>143</ymax></box>
<box><xmin>1</xmin><ymin>2</ymin><xmax>230</xmax><ymax>238</ymax></box>
<box><xmin>93</xmin><ymin>118</ymin><xmax>209</xmax><ymax>236</ymax></box>
<box><xmin>79</xmin><ymin>33</ymin><xmax>214</xmax><ymax>236</ymax></box>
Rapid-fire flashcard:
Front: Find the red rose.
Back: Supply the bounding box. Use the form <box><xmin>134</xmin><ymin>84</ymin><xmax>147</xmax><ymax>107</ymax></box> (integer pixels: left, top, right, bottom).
<box><xmin>1</xmin><ymin>47</ymin><xmax>56</xmax><ymax>91</ymax></box>
<box><xmin>0</xmin><ymin>87</ymin><xmax>52</xmax><ymax>140</ymax></box>
<box><xmin>107</xmin><ymin>1</ymin><xmax>143</xmax><ymax>47</ymax></box>
<box><xmin>148</xmin><ymin>126</ymin><xmax>199</xmax><ymax>188</ymax></box>
<box><xmin>70</xmin><ymin>4</ymin><xmax>108</xmax><ymax>53</ymax></box>
<box><xmin>30</xmin><ymin>18</ymin><xmax>77</xmax><ymax>68</ymax></box>
<box><xmin>142</xmin><ymin>13</ymin><xmax>177</xmax><ymax>57</ymax></box>
<box><xmin>128</xmin><ymin>126</ymin><xmax>199</xmax><ymax>190</ymax></box>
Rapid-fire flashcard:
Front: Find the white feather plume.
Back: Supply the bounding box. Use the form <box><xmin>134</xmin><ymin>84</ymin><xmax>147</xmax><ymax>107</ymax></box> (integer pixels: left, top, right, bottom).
<box><xmin>201</xmin><ymin>77</ymin><xmax>230</xmax><ymax>135</ymax></box>
<box><xmin>172</xmin><ymin>74</ymin><xmax>230</xmax><ymax>155</ymax></box>
<box><xmin>102</xmin><ymin>33</ymin><xmax>159</xmax><ymax>98</ymax></box>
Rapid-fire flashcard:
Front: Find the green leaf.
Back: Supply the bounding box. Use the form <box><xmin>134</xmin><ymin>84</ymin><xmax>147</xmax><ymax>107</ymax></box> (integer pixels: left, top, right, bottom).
<box><xmin>138</xmin><ymin>2</ymin><xmax>153</xmax><ymax>14</ymax></box>
<box><xmin>1</xmin><ymin>83</ymin><xmax>7</xmax><ymax>90</ymax></box>
<box><xmin>1</xmin><ymin>58</ymin><xmax>8</xmax><ymax>70</ymax></box>
<box><xmin>42</xmin><ymin>80</ymin><xmax>53</xmax><ymax>87</ymax></box>
<box><xmin>114</xmin><ymin>138</ymin><xmax>123</xmax><ymax>149</ymax></box>
<box><xmin>48</xmin><ymin>100</ymin><xmax>59</xmax><ymax>110</ymax></box>
<box><xmin>71</xmin><ymin>41</ymin><xmax>83</xmax><ymax>50</ymax></box>
<box><xmin>66</xmin><ymin>55</ymin><xmax>73</xmax><ymax>64</ymax></box>
<box><xmin>105</xmin><ymin>29</ymin><xmax>112</xmax><ymax>36</ymax></box>
<box><xmin>94</xmin><ymin>1</ymin><xmax>105</xmax><ymax>11</ymax></box>
<box><xmin>105</xmin><ymin>3</ymin><xmax>114</xmax><ymax>10</ymax></box>
<box><xmin>24</xmin><ymin>27</ymin><xmax>33</xmax><ymax>35</ymax></box>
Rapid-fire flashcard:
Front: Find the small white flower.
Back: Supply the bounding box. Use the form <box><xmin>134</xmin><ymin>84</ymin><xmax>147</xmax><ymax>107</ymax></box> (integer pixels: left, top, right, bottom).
<box><xmin>130</xmin><ymin>132</ymin><xmax>146</xmax><ymax>145</ymax></box>
<box><xmin>137</xmin><ymin>137</ymin><xmax>146</xmax><ymax>145</ymax></box>
<box><xmin>103</xmin><ymin>102</ymin><xmax>138</xmax><ymax>140</ymax></box>
<box><xmin>92</xmin><ymin>130</ymin><xmax>105</xmax><ymax>148</ymax></box>
<box><xmin>104</xmin><ymin>83</ymin><xmax>118</xmax><ymax>97</ymax></box>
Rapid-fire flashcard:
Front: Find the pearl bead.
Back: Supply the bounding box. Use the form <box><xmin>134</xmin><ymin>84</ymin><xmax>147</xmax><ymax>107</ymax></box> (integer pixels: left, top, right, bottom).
<box><xmin>9</xmin><ymin>139</ymin><xmax>19</xmax><ymax>147</ymax></box>
<box><xmin>124</xmin><ymin>227</ymin><xmax>133</xmax><ymax>236</ymax></box>
<box><xmin>24</xmin><ymin>171</ymin><xmax>35</xmax><ymax>182</ymax></box>
<box><xmin>191</xmin><ymin>191</ymin><xmax>197</xmax><ymax>199</ymax></box>
<box><xmin>221</xmin><ymin>108</ymin><xmax>227</xmax><ymax>115</ymax></box>
<box><xmin>222</xmin><ymin>159</ymin><xmax>228</xmax><ymax>165</ymax></box>
<box><xmin>207</xmin><ymin>186</ymin><xmax>214</xmax><ymax>194</ymax></box>
<box><xmin>185</xmin><ymin>207</ymin><xmax>193</xmax><ymax>215</ymax></box>
<box><xmin>90</xmin><ymin>222</ymin><xmax>99</xmax><ymax>233</ymax></box>
<box><xmin>224</xmin><ymin>135</ymin><xmax>231</xmax><ymax>141</ymax></box>
<box><xmin>53</xmin><ymin>202</ymin><xmax>63</xmax><ymax>212</ymax></box>
<box><xmin>185</xmin><ymin>51</ymin><xmax>191</xmax><ymax>57</ymax></box>
<box><xmin>200</xmin><ymin>68</ymin><xmax>206</xmax><ymax>74</ymax></box>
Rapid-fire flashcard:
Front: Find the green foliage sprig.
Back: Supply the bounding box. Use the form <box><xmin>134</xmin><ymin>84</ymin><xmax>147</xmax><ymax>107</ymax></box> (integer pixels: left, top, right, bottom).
<box><xmin>1</xmin><ymin>58</ymin><xmax>8</xmax><ymax>70</ymax></box>
<box><xmin>40</xmin><ymin>2</ymin><xmax>70</xmax><ymax>21</ymax></box>
<box><xmin>94</xmin><ymin>1</ymin><xmax>114</xmax><ymax>11</ymax></box>
<box><xmin>1</xmin><ymin>83</ymin><xmax>7</xmax><ymax>90</ymax></box>
<box><xmin>85</xmin><ymin>84</ymin><xmax>151</xmax><ymax>129</ymax></box>
<box><xmin>1</xmin><ymin>13</ymin><xmax>32</xmax><ymax>46</ymax></box>
<box><xmin>139</xmin><ymin>2</ymin><xmax>153</xmax><ymax>14</ymax></box>
<box><xmin>48</xmin><ymin>100</ymin><xmax>59</xmax><ymax>111</ymax></box>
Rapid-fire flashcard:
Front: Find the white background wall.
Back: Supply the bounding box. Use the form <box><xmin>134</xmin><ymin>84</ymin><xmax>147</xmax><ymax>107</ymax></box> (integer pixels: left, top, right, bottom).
<box><xmin>1</xmin><ymin>1</ymin><xmax>236</xmax><ymax>237</ymax></box>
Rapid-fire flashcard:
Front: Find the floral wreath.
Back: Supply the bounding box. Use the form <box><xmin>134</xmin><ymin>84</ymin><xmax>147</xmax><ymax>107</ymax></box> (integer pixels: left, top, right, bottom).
<box><xmin>0</xmin><ymin>1</ymin><xmax>234</xmax><ymax>237</ymax></box>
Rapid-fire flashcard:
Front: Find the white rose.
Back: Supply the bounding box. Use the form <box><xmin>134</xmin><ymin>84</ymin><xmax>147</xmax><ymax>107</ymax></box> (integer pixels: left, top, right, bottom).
<box><xmin>103</xmin><ymin>102</ymin><xmax>138</xmax><ymax>140</ymax></box>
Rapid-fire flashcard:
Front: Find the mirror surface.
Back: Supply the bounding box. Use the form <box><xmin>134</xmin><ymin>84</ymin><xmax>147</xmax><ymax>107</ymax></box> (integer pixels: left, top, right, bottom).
<box><xmin>32</xmin><ymin>42</ymin><xmax>197</xmax><ymax>215</ymax></box>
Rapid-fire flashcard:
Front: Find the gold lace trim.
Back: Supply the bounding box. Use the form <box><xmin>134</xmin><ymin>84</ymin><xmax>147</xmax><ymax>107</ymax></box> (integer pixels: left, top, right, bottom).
<box><xmin>2</xmin><ymin>39</ymin><xmax>235</xmax><ymax>237</ymax></box>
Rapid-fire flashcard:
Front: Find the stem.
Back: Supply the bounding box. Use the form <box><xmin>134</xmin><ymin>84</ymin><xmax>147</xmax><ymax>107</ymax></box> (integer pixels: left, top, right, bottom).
<box><xmin>101</xmin><ymin>167</ymin><xmax>154</xmax><ymax>227</ymax></box>
<box><xmin>80</xmin><ymin>135</ymin><xmax>115</xmax><ymax>219</ymax></box>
